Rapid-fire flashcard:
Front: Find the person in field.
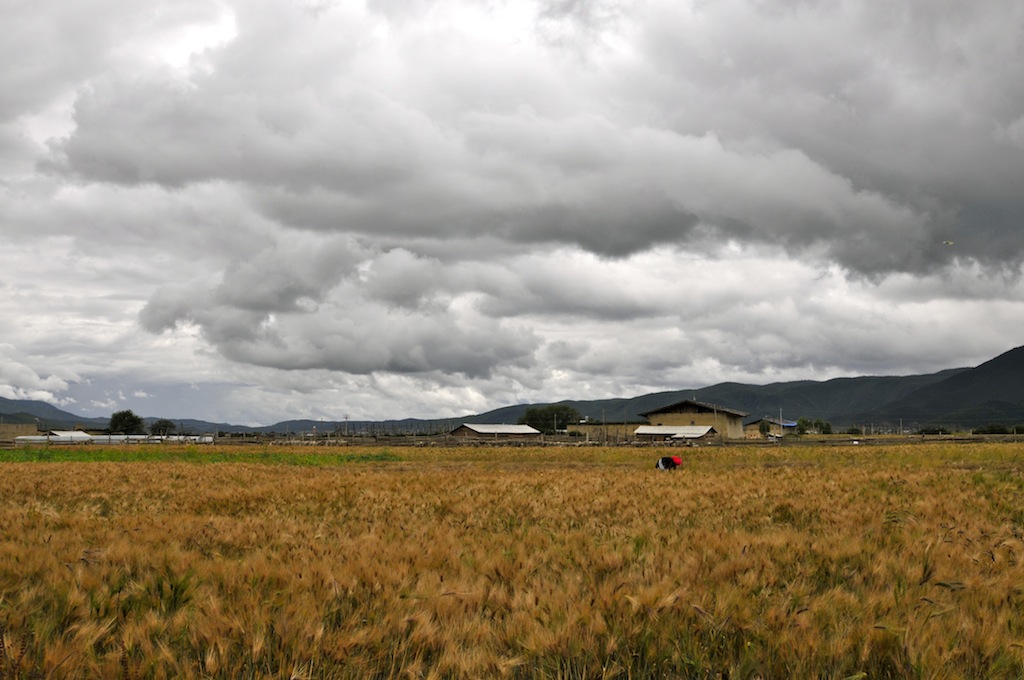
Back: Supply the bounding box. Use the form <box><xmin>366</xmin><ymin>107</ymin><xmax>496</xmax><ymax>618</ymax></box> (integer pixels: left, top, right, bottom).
<box><xmin>656</xmin><ymin>455</ymin><xmax>683</xmax><ymax>470</ymax></box>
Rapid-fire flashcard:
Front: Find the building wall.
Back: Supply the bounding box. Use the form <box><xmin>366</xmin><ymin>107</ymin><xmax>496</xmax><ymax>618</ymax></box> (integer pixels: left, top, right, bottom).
<box><xmin>0</xmin><ymin>423</ymin><xmax>39</xmax><ymax>439</ymax></box>
<box><xmin>567</xmin><ymin>422</ymin><xmax>640</xmax><ymax>443</ymax></box>
<box><xmin>644</xmin><ymin>410</ymin><xmax>744</xmax><ymax>439</ymax></box>
<box><xmin>744</xmin><ymin>423</ymin><xmax>766</xmax><ymax>439</ymax></box>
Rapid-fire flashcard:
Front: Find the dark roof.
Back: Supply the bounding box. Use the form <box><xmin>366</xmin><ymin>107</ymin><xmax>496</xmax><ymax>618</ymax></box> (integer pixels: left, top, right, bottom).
<box><xmin>743</xmin><ymin>416</ymin><xmax>799</xmax><ymax>427</ymax></box>
<box><xmin>639</xmin><ymin>399</ymin><xmax>749</xmax><ymax>419</ymax></box>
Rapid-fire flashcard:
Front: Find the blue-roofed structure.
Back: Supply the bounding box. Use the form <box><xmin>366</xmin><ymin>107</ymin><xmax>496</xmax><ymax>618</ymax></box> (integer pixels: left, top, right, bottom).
<box><xmin>743</xmin><ymin>417</ymin><xmax>799</xmax><ymax>439</ymax></box>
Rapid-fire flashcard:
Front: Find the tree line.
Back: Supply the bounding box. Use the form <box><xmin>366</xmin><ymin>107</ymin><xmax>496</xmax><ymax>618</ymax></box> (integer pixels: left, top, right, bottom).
<box><xmin>517</xmin><ymin>405</ymin><xmax>582</xmax><ymax>435</ymax></box>
<box><xmin>108</xmin><ymin>409</ymin><xmax>177</xmax><ymax>436</ymax></box>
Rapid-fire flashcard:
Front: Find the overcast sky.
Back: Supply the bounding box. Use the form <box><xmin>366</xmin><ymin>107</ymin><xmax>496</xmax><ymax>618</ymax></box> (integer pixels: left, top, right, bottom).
<box><xmin>2</xmin><ymin>0</ymin><xmax>1023</xmax><ymax>425</ymax></box>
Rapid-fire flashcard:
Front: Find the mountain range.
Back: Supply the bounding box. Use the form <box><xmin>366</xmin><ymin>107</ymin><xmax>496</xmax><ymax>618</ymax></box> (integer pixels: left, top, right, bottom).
<box><xmin>3</xmin><ymin>345</ymin><xmax>1024</xmax><ymax>433</ymax></box>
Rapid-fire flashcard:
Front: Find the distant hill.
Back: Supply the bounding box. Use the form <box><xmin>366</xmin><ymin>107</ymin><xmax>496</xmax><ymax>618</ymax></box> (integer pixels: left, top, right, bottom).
<box><xmin>0</xmin><ymin>397</ymin><xmax>247</xmax><ymax>434</ymax></box>
<box><xmin>253</xmin><ymin>418</ymin><xmax>457</xmax><ymax>436</ymax></box>
<box><xmin>0</xmin><ymin>397</ymin><xmax>108</xmax><ymax>430</ymax></box>
<box><xmin>0</xmin><ymin>398</ymin><xmax>457</xmax><ymax>436</ymax></box>
<box><xmin>467</xmin><ymin>368</ymin><xmax>967</xmax><ymax>427</ymax></box>
<box><xmin>4</xmin><ymin>345</ymin><xmax>1023</xmax><ymax>432</ymax></box>
<box><xmin>850</xmin><ymin>346</ymin><xmax>1024</xmax><ymax>427</ymax></box>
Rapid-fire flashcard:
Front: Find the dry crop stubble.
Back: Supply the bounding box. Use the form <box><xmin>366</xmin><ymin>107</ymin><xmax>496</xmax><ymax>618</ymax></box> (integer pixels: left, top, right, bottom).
<box><xmin>0</xmin><ymin>444</ymin><xmax>1023</xmax><ymax>677</ymax></box>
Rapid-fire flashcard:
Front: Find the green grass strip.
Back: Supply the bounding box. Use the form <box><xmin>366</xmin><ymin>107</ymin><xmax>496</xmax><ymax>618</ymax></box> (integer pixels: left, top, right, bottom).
<box><xmin>0</xmin><ymin>447</ymin><xmax>401</xmax><ymax>465</ymax></box>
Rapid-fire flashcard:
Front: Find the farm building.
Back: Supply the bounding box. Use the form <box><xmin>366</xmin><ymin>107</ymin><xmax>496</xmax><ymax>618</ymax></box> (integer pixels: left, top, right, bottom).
<box><xmin>743</xmin><ymin>417</ymin><xmax>799</xmax><ymax>439</ymax></box>
<box><xmin>639</xmin><ymin>400</ymin><xmax>748</xmax><ymax>440</ymax></box>
<box><xmin>15</xmin><ymin>430</ymin><xmax>94</xmax><ymax>446</ymax></box>
<box><xmin>0</xmin><ymin>423</ymin><xmax>39</xmax><ymax>438</ymax></box>
<box><xmin>449</xmin><ymin>424</ymin><xmax>541</xmax><ymax>440</ymax></box>
<box><xmin>633</xmin><ymin>425</ymin><xmax>717</xmax><ymax>443</ymax></box>
<box><xmin>15</xmin><ymin>432</ymin><xmax>215</xmax><ymax>446</ymax></box>
<box><xmin>0</xmin><ymin>423</ymin><xmax>41</xmax><ymax>448</ymax></box>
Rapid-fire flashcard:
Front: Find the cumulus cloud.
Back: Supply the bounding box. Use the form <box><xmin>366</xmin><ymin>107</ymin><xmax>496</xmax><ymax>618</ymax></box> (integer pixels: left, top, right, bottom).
<box><xmin>0</xmin><ymin>345</ymin><xmax>73</xmax><ymax>402</ymax></box>
<box><xmin>3</xmin><ymin>0</ymin><xmax>1024</xmax><ymax>423</ymax></box>
<box><xmin>140</xmin><ymin>235</ymin><xmax>540</xmax><ymax>379</ymax></box>
<box><xmin>39</xmin><ymin>0</ymin><xmax>1024</xmax><ymax>278</ymax></box>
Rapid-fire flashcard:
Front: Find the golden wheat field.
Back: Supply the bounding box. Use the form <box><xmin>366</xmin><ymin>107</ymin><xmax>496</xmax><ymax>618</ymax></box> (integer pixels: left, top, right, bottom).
<box><xmin>2</xmin><ymin>442</ymin><xmax>1024</xmax><ymax>679</ymax></box>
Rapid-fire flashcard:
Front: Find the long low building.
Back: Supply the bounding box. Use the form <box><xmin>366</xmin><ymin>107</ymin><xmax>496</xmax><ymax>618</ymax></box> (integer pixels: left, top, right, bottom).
<box><xmin>449</xmin><ymin>424</ymin><xmax>541</xmax><ymax>440</ymax></box>
<box><xmin>16</xmin><ymin>431</ymin><xmax>215</xmax><ymax>446</ymax></box>
<box><xmin>16</xmin><ymin>430</ymin><xmax>93</xmax><ymax>445</ymax></box>
<box><xmin>633</xmin><ymin>425</ymin><xmax>717</xmax><ymax>442</ymax></box>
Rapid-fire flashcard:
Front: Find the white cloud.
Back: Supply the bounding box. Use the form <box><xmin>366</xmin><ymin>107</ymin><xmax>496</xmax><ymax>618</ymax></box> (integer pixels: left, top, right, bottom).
<box><xmin>0</xmin><ymin>343</ymin><xmax>76</xmax><ymax>400</ymax></box>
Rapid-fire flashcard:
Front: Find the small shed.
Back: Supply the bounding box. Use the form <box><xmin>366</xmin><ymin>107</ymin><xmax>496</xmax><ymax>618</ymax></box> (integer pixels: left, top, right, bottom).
<box><xmin>449</xmin><ymin>424</ymin><xmax>541</xmax><ymax>440</ymax></box>
<box><xmin>51</xmin><ymin>430</ymin><xmax>93</xmax><ymax>441</ymax></box>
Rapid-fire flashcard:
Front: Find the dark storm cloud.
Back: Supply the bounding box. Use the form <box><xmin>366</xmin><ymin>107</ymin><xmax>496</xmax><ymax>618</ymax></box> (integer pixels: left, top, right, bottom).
<box><xmin>472</xmin><ymin>253</ymin><xmax>665</xmax><ymax>320</ymax></box>
<box><xmin>215</xmin><ymin>308</ymin><xmax>540</xmax><ymax>379</ymax></box>
<box><xmin>630</xmin><ymin>1</ymin><xmax>1024</xmax><ymax>274</ymax></box>
<box><xmin>48</xmin><ymin>0</ymin><xmax>1024</xmax><ymax>279</ymax></box>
